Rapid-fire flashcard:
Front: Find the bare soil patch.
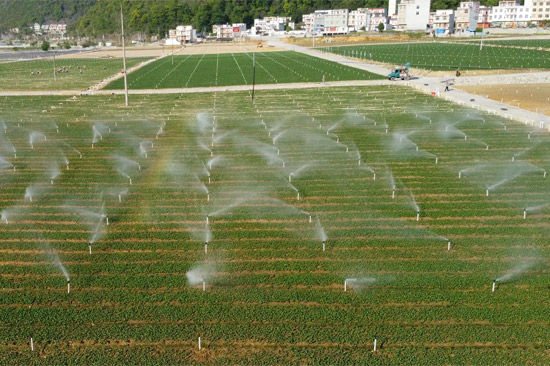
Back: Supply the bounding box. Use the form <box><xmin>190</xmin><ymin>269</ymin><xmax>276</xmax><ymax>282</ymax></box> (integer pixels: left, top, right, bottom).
<box><xmin>457</xmin><ymin>83</ymin><xmax>550</xmax><ymax>116</ymax></box>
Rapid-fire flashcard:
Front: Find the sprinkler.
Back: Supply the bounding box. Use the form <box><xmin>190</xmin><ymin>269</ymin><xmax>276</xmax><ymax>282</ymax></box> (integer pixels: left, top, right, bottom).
<box><xmin>297</xmin><ymin>192</ymin><xmax>300</xmax><ymax>200</ymax></box>
<box><xmin>373</xmin><ymin>173</ymin><xmax>376</xmax><ymax>180</ymax></box>
<box><xmin>129</xmin><ymin>178</ymin><xmax>132</xmax><ymax>185</ymax></box>
<box><xmin>309</xmin><ymin>215</ymin><xmax>312</xmax><ymax>223</ymax></box>
<box><xmin>31</xmin><ymin>144</ymin><xmax>34</xmax><ymax>150</ymax></box>
<box><xmin>392</xmin><ymin>190</ymin><xmax>395</xmax><ymax>199</ymax></box>
<box><xmin>105</xmin><ymin>217</ymin><xmax>109</xmax><ymax>226</ymax></box>
<box><xmin>416</xmin><ymin>212</ymin><xmax>420</xmax><ymax>221</ymax></box>
<box><xmin>202</xmin><ymin>280</ymin><xmax>206</xmax><ymax>292</ymax></box>
<box><xmin>492</xmin><ymin>279</ymin><xmax>496</xmax><ymax>292</ymax></box>
<box><xmin>50</xmin><ymin>179</ymin><xmax>54</xmax><ymax>185</ymax></box>
<box><xmin>544</xmin><ymin>170</ymin><xmax>547</xmax><ymax>178</ymax></box>
<box><xmin>358</xmin><ymin>159</ymin><xmax>361</xmax><ymax>166</ymax></box>
<box><xmin>138</xmin><ymin>165</ymin><xmax>141</xmax><ymax>171</ymax></box>
<box><xmin>67</xmin><ymin>279</ymin><xmax>70</xmax><ymax>294</ymax></box>
<box><xmin>528</xmin><ymin>133</ymin><xmax>531</xmax><ymax>139</ymax></box>
<box><xmin>207</xmin><ymin>194</ymin><xmax>210</xmax><ymax>202</ymax></box>
<box><xmin>486</xmin><ymin>189</ymin><xmax>489</xmax><ymax>197</ymax></box>
<box><xmin>289</xmin><ymin>174</ymin><xmax>292</xmax><ymax>182</ymax></box>
<box><xmin>486</xmin><ymin>145</ymin><xmax>489</xmax><ymax>150</ymax></box>
<box><xmin>30</xmin><ymin>337</ymin><xmax>34</xmax><ymax>351</ymax></box>
<box><xmin>206</xmin><ymin>215</ymin><xmax>209</xmax><ymax>224</ymax></box>
<box><xmin>523</xmin><ymin>209</ymin><xmax>527</xmax><ymax>219</ymax></box>
<box><xmin>205</xmin><ymin>242</ymin><xmax>208</xmax><ymax>254</ymax></box>
<box><xmin>91</xmin><ymin>144</ymin><xmax>94</xmax><ymax>149</ymax></box>
<box><xmin>435</xmin><ymin>157</ymin><xmax>438</xmax><ymax>164</ymax></box>
<box><xmin>89</xmin><ymin>243</ymin><xmax>92</xmax><ymax>255</ymax></box>
<box><xmin>66</xmin><ymin>163</ymin><xmax>69</xmax><ymax>170</ymax></box>
<box><xmin>385</xmin><ymin>128</ymin><xmax>388</xmax><ymax>134</ymax></box>
<box><xmin>282</xmin><ymin>161</ymin><xmax>285</xmax><ymax>168</ymax></box>
<box><xmin>458</xmin><ymin>171</ymin><xmax>462</xmax><ymax>179</ymax></box>
<box><xmin>512</xmin><ymin>156</ymin><xmax>515</xmax><ymax>162</ymax></box>
<box><xmin>118</xmin><ymin>194</ymin><xmax>122</xmax><ymax>202</ymax></box>
<box><xmin>416</xmin><ymin>146</ymin><xmax>419</xmax><ymax>151</ymax></box>
<box><xmin>373</xmin><ymin>338</ymin><xmax>377</xmax><ymax>352</ymax></box>
<box><xmin>447</xmin><ymin>241</ymin><xmax>451</xmax><ymax>251</ymax></box>
<box><xmin>208</xmin><ymin>176</ymin><xmax>211</xmax><ymax>184</ymax></box>
<box><xmin>277</xmin><ymin>149</ymin><xmax>280</xmax><ymax>156</ymax></box>
<box><xmin>322</xmin><ymin>240</ymin><xmax>325</xmax><ymax>252</ymax></box>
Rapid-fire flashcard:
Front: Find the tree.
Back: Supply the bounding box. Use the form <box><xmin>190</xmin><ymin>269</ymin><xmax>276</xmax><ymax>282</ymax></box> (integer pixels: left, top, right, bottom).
<box><xmin>377</xmin><ymin>22</ymin><xmax>385</xmax><ymax>32</ymax></box>
<box><xmin>41</xmin><ymin>40</ymin><xmax>50</xmax><ymax>51</ymax></box>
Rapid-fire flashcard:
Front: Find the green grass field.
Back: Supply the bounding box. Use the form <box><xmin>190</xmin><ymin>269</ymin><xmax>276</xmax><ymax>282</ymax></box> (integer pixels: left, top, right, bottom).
<box><xmin>104</xmin><ymin>51</ymin><xmax>382</xmax><ymax>90</ymax></box>
<box><xmin>466</xmin><ymin>38</ymin><xmax>550</xmax><ymax>49</ymax></box>
<box><xmin>0</xmin><ymin>58</ymin><xmax>148</xmax><ymax>91</ymax></box>
<box><xmin>1</xmin><ymin>87</ymin><xmax>550</xmax><ymax>365</ymax></box>
<box><xmin>320</xmin><ymin>42</ymin><xmax>550</xmax><ymax>70</ymax></box>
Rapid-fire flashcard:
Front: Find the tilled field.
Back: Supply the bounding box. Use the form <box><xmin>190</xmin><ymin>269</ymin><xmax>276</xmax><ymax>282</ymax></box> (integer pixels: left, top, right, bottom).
<box><xmin>0</xmin><ymin>86</ymin><xmax>550</xmax><ymax>365</ymax></box>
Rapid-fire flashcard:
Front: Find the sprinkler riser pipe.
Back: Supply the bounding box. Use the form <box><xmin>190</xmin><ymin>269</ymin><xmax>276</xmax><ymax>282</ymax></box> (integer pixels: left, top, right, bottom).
<box><xmin>492</xmin><ymin>280</ymin><xmax>496</xmax><ymax>292</ymax></box>
<box><xmin>416</xmin><ymin>212</ymin><xmax>420</xmax><ymax>221</ymax></box>
<box><xmin>523</xmin><ymin>209</ymin><xmax>527</xmax><ymax>219</ymax></box>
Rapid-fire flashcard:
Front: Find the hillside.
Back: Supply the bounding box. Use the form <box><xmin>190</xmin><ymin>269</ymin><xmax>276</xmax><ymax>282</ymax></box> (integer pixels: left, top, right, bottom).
<box><xmin>0</xmin><ymin>0</ymin><xmax>96</xmax><ymax>33</ymax></box>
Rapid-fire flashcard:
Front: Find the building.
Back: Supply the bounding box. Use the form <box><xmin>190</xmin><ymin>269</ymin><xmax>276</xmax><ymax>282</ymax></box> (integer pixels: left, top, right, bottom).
<box><xmin>212</xmin><ymin>24</ymin><xmax>247</xmax><ymax>39</ymax></box>
<box><xmin>489</xmin><ymin>0</ymin><xmax>533</xmax><ymax>27</ymax></box>
<box><xmin>388</xmin><ymin>0</ymin><xmax>399</xmax><ymax>17</ymax></box>
<box><xmin>431</xmin><ymin>9</ymin><xmax>455</xmax><ymax>35</ymax></box>
<box><xmin>253</xmin><ymin>16</ymin><xmax>294</xmax><ymax>35</ymax></box>
<box><xmin>168</xmin><ymin>25</ymin><xmax>196</xmax><ymax>44</ymax></box>
<box><xmin>477</xmin><ymin>5</ymin><xmax>491</xmax><ymax>27</ymax></box>
<box><xmin>303</xmin><ymin>9</ymin><xmax>349</xmax><ymax>35</ymax></box>
<box><xmin>531</xmin><ymin>0</ymin><xmax>550</xmax><ymax>23</ymax></box>
<box><xmin>349</xmin><ymin>8</ymin><xmax>388</xmax><ymax>31</ymax></box>
<box><xmin>455</xmin><ymin>1</ymin><xmax>480</xmax><ymax>34</ymax></box>
<box><xmin>396</xmin><ymin>0</ymin><xmax>431</xmax><ymax>30</ymax></box>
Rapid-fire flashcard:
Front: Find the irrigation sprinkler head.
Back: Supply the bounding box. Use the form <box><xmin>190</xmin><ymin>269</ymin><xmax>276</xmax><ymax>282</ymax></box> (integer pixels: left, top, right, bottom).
<box><xmin>129</xmin><ymin>178</ymin><xmax>132</xmax><ymax>185</ymax></box>
<box><xmin>392</xmin><ymin>190</ymin><xmax>395</xmax><ymax>199</ymax></box>
<box><xmin>486</xmin><ymin>189</ymin><xmax>489</xmax><ymax>197</ymax></box>
<box><xmin>282</xmin><ymin>161</ymin><xmax>285</xmax><ymax>168</ymax></box>
<box><xmin>31</xmin><ymin>144</ymin><xmax>34</xmax><ymax>150</ymax></box>
<box><xmin>202</xmin><ymin>280</ymin><xmax>206</xmax><ymax>292</ymax></box>
<box><xmin>277</xmin><ymin>149</ymin><xmax>280</xmax><ymax>156</ymax></box>
<box><xmin>297</xmin><ymin>192</ymin><xmax>300</xmax><ymax>200</ymax></box>
<box><xmin>30</xmin><ymin>337</ymin><xmax>34</xmax><ymax>351</ymax></box>
<box><xmin>416</xmin><ymin>146</ymin><xmax>419</xmax><ymax>152</ymax></box>
<box><xmin>118</xmin><ymin>194</ymin><xmax>122</xmax><ymax>202</ymax></box>
<box><xmin>416</xmin><ymin>212</ymin><xmax>420</xmax><ymax>221</ymax></box>
<box><xmin>504</xmin><ymin>125</ymin><xmax>507</xmax><ymax>131</ymax></box>
<box><xmin>204</xmin><ymin>242</ymin><xmax>208</xmax><ymax>254</ymax></box>
<box><xmin>56</xmin><ymin>128</ymin><xmax>59</xmax><ymax>134</ymax></box>
<box><xmin>288</xmin><ymin>174</ymin><xmax>292</xmax><ymax>182</ymax></box>
<box><xmin>373</xmin><ymin>173</ymin><xmax>376</xmax><ymax>180</ymax></box>
<box><xmin>67</xmin><ymin>279</ymin><xmax>70</xmax><ymax>294</ymax></box>
<box><xmin>435</xmin><ymin>157</ymin><xmax>438</xmax><ymax>164</ymax></box>
<box><xmin>210</xmin><ymin>151</ymin><xmax>213</xmax><ymax>157</ymax></box>
<box><xmin>358</xmin><ymin>159</ymin><xmax>361</xmax><ymax>166</ymax></box>
<box><xmin>458</xmin><ymin>171</ymin><xmax>462</xmax><ymax>179</ymax></box>
<box><xmin>523</xmin><ymin>209</ymin><xmax>527</xmax><ymax>220</ymax></box>
<box><xmin>105</xmin><ymin>217</ymin><xmax>109</xmax><ymax>226</ymax></box>
<box><xmin>207</xmin><ymin>194</ymin><xmax>210</xmax><ymax>202</ymax></box>
<box><xmin>309</xmin><ymin>215</ymin><xmax>312</xmax><ymax>223</ymax></box>
<box><xmin>544</xmin><ymin>170</ymin><xmax>547</xmax><ymax>178</ymax></box>
<box><xmin>89</xmin><ymin>243</ymin><xmax>92</xmax><ymax>255</ymax></box>
<box><xmin>50</xmin><ymin>179</ymin><xmax>54</xmax><ymax>185</ymax></box>
<box><xmin>464</xmin><ymin>135</ymin><xmax>467</xmax><ymax>140</ymax></box>
<box><xmin>208</xmin><ymin>176</ymin><xmax>211</xmax><ymax>184</ymax></box>
<box><xmin>198</xmin><ymin>337</ymin><xmax>201</xmax><ymax>351</ymax></box>
<box><xmin>512</xmin><ymin>156</ymin><xmax>515</xmax><ymax>162</ymax></box>
<box><xmin>528</xmin><ymin>133</ymin><xmax>531</xmax><ymax>139</ymax></box>
<box><xmin>486</xmin><ymin>145</ymin><xmax>489</xmax><ymax>150</ymax></box>
<box><xmin>91</xmin><ymin>144</ymin><xmax>93</xmax><ymax>149</ymax></box>
<box><xmin>322</xmin><ymin>240</ymin><xmax>325</xmax><ymax>252</ymax></box>
<box><xmin>373</xmin><ymin>338</ymin><xmax>377</xmax><ymax>352</ymax></box>
<box><xmin>385</xmin><ymin>128</ymin><xmax>388</xmax><ymax>134</ymax></box>
<box><xmin>206</xmin><ymin>215</ymin><xmax>209</xmax><ymax>224</ymax></box>
<box><xmin>492</xmin><ymin>279</ymin><xmax>496</xmax><ymax>292</ymax></box>
<box><xmin>447</xmin><ymin>241</ymin><xmax>451</xmax><ymax>251</ymax></box>
<box><xmin>138</xmin><ymin>164</ymin><xmax>141</xmax><ymax>171</ymax></box>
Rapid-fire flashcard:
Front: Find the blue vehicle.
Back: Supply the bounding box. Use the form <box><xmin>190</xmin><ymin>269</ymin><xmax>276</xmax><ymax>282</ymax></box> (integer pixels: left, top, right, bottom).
<box><xmin>388</xmin><ymin>62</ymin><xmax>411</xmax><ymax>80</ymax></box>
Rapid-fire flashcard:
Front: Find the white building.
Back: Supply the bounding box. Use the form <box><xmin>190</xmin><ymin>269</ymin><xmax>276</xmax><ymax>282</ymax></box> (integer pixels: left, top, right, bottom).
<box><xmin>478</xmin><ymin>5</ymin><xmax>491</xmax><ymax>27</ymax></box>
<box><xmin>397</xmin><ymin>0</ymin><xmax>431</xmax><ymax>30</ymax></box>
<box><xmin>349</xmin><ymin>8</ymin><xmax>388</xmax><ymax>31</ymax></box>
<box><xmin>303</xmin><ymin>9</ymin><xmax>349</xmax><ymax>35</ymax></box>
<box><xmin>489</xmin><ymin>0</ymin><xmax>533</xmax><ymax>27</ymax></box>
<box><xmin>168</xmin><ymin>25</ymin><xmax>196</xmax><ymax>44</ymax></box>
<box><xmin>212</xmin><ymin>24</ymin><xmax>247</xmax><ymax>39</ymax></box>
<box><xmin>253</xmin><ymin>16</ymin><xmax>294</xmax><ymax>35</ymax></box>
<box><xmin>531</xmin><ymin>0</ymin><xmax>550</xmax><ymax>23</ymax></box>
<box><xmin>455</xmin><ymin>1</ymin><xmax>479</xmax><ymax>34</ymax></box>
<box><xmin>388</xmin><ymin>0</ymin><xmax>399</xmax><ymax>17</ymax></box>
<box><xmin>431</xmin><ymin>9</ymin><xmax>455</xmax><ymax>35</ymax></box>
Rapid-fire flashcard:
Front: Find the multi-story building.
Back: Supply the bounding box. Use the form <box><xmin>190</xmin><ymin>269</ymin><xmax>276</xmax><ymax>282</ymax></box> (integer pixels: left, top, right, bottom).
<box><xmin>455</xmin><ymin>1</ymin><xmax>480</xmax><ymax>34</ymax></box>
<box><xmin>168</xmin><ymin>25</ymin><xmax>196</xmax><ymax>44</ymax></box>
<box><xmin>349</xmin><ymin>8</ymin><xmax>387</xmax><ymax>31</ymax></box>
<box><xmin>303</xmin><ymin>9</ymin><xmax>349</xmax><ymax>35</ymax></box>
<box><xmin>489</xmin><ymin>0</ymin><xmax>533</xmax><ymax>27</ymax></box>
<box><xmin>213</xmin><ymin>24</ymin><xmax>234</xmax><ymax>39</ymax></box>
<box><xmin>477</xmin><ymin>5</ymin><xmax>491</xmax><ymax>27</ymax></box>
<box><xmin>432</xmin><ymin>9</ymin><xmax>455</xmax><ymax>35</ymax></box>
<box><xmin>531</xmin><ymin>0</ymin><xmax>550</xmax><ymax>23</ymax></box>
<box><xmin>396</xmin><ymin>0</ymin><xmax>431</xmax><ymax>30</ymax></box>
<box><xmin>253</xmin><ymin>16</ymin><xmax>294</xmax><ymax>35</ymax></box>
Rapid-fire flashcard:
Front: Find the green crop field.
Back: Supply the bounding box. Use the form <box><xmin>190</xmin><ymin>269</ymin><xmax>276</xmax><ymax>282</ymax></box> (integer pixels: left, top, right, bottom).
<box><xmin>319</xmin><ymin>42</ymin><xmax>550</xmax><ymax>70</ymax></box>
<box><xmin>0</xmin><ymin>58</ymin><xmax>148</xmax><ymax>91</ymax></box>
<box><xmin>1</xmin><ymin>86</ymin><xmax>550</xmax><ymax>365</ymax></box>
<box><xmin>103</xmin><ymin>51</ymin><xmax>382</xmax><ymax>90</ymax></box>
<box><xmin>466</xmin><ymin>38</ymin><xmax>550</xmax><ymax>49</ymax></box>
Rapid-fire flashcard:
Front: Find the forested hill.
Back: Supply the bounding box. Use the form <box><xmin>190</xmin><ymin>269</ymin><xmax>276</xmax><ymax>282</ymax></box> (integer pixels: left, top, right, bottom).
<box><xmin>0</xmin><ymin>0</ymin><xmax>96</xmax><ymax>33</ymax></box>
<box><xmin>3</xmin><ymin>0</ymin><xmax>503</xmax><ymax>37</ymax></box>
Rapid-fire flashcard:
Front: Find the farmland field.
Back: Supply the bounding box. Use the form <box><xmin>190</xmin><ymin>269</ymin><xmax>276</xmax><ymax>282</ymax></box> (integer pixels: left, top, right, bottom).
<box><xmin>1</xmin><ymin>86</ymin><xmax>550</xmax><ymax>365</ymax></box>
<box><xmin>104</xmin><ymin>51</ymin><xmax>382</xmax><ymax>90</ymax></box>
<box><xmin>466</xmin><ymin>38</ymin><xmax>550</xmax><ymax>49</ymax></box>
<box><xmin>0</xmin><ymin>58</ymin><xmax>148</xmax><ymax>91</ymax></box>
<box><xmin>319</xmin><ymin>42</ymin><xmax>550</xmax><ymax>70</ymax></box>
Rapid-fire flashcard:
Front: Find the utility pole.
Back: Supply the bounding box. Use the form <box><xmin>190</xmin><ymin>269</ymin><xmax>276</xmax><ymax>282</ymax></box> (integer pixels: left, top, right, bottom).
<box><xmin>121</xmin><ymin>3</ymin><xmax>129</xmax><ymax>107</ymax></box>
<box><xmin>251</xmin><ymin>53</ymin><xmax>256</xmax><ymax>101</ymax></box>
<box><xmin>53</xmin><ymin>52</ymin><xmax>56</xmax><ymax>81</ymax></box>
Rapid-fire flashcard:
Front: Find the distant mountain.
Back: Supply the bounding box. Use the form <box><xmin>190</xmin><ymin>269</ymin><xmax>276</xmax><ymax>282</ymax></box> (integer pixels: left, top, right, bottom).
<box><xmin>0</xmin><ymin>0</ymin><xmax>96</xmax><ymax>33</ymax></box>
